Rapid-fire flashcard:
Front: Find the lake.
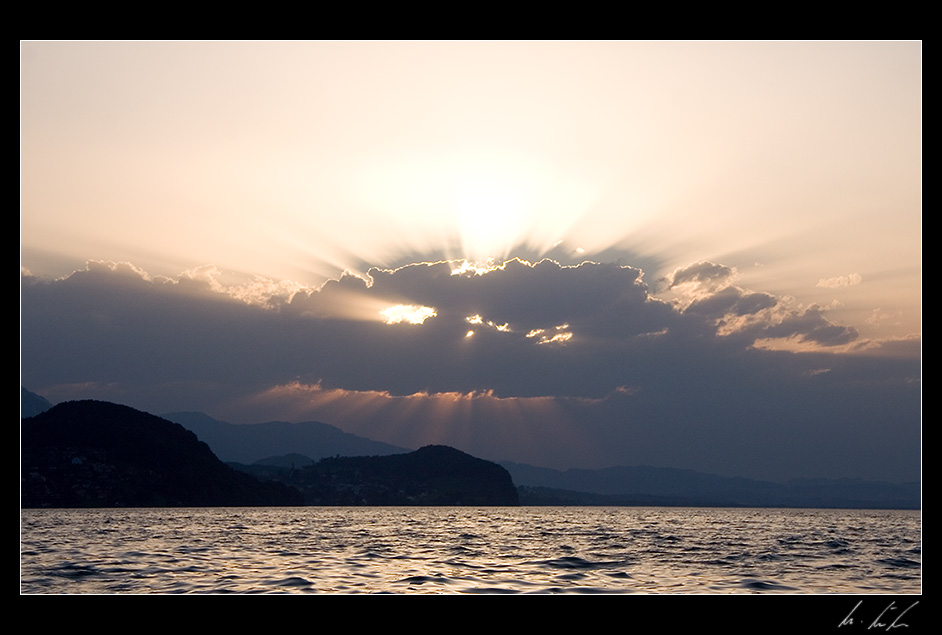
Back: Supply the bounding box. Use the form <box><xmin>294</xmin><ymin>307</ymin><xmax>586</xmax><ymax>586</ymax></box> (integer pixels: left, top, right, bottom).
<box><xmin>20</xmin><ymin>506</ymin><xmax>921</xmax><ymax>594</ymax></box>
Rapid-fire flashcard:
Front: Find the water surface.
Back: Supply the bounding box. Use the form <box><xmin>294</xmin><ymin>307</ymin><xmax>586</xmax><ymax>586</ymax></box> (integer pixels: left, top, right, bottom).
<box><xmin>20</xmin><ymin>506</ymin><xmax>921</xmax><ymax>594</ymax></box>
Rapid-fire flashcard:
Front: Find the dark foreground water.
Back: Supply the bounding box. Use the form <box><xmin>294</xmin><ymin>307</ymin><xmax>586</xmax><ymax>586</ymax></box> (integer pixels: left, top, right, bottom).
<box><xmin>20</xmin><ymin>506</ymin><xmax>921</xmax><ymax>594</ymax></box>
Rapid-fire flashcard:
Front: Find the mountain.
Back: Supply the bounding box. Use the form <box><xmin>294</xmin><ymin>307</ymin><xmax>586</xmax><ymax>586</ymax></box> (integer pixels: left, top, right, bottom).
<box><xmin>502</xmin><ymin>462</ymin><xmax>920</xmax><ymax>509</ymax></box>
<box><xmin>21</xmin><ymin>387</ymin><xmax>52</xmax><ymax>418</ymax></box>
<box><xmin>234</xmin><ymin>445</ymin><xmax>519</xmax><ymax>506</ymax></box>
<box><xmin>20</xmin><ymin>394</ymin><xmax>918</xmax><ymax>509</ymax></box>
<box><xmin>21</xmin><ymin>400</ymin><xmax>302</xmax><ymax>508</ymax></box>
<box><xmin>163</xmin><ymin>411</ymin><xmax>410</xmax><ymax>464</ymax></box>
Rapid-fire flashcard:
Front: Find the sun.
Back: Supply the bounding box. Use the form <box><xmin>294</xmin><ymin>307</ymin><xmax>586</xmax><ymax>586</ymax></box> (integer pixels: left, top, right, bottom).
<box><xmin>453</xmin><ymin>169</ymin><xmax>532</xmax><ymax>264</ymax></box>
<box><xmin>342</xmin><ymin>148</ymin><xmax>602</xmax><ymax>274</ymax></box>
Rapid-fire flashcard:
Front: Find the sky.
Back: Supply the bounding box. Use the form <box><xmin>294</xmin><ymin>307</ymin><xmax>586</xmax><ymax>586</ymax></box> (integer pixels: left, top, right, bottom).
<box><xmin>20</xmin><ymin>41</ymin><xmax>922</xmax><ymax>482</ymax></box>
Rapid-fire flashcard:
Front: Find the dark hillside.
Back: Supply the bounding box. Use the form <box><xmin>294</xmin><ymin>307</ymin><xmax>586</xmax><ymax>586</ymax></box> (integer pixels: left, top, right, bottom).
<box><xmin>241</xmin><ymin>445</ymin><xmax>519</xmax><ymax>506</ymax></box>
<box><xmin>21</xmin><ymin>400</ymin><xmax>302</xmax><ymax>508</ymax></box>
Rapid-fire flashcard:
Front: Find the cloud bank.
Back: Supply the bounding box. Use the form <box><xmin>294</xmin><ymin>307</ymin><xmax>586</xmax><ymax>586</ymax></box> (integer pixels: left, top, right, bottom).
<box><xmin>20</xmin><ymin>257</ymin><xmax>920</xmax><ymax>481</ymax></box>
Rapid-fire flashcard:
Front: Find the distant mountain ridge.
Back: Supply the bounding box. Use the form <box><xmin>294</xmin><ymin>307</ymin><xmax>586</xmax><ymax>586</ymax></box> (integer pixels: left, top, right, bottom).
<box><xmin>21</xmin><ymin>387</ymin><xmax>52</xmax><ymax>418</ymax></box>
<box><xmin>162</xmin><ymin>411</ymin><xmax>410</xmax><ymax>464</ymax></box>
<box><xmin>502</xmin><ymin>462</ymin><xmax>920</xmax><ymax>509</ymax></box>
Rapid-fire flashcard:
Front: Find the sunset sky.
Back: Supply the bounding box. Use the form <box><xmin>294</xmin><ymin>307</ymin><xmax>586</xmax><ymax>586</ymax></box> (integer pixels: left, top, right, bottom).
<box><xmin>20</xmin><ymin>41</ymin><xmax>921</xmax><ymax>482</ymax></box>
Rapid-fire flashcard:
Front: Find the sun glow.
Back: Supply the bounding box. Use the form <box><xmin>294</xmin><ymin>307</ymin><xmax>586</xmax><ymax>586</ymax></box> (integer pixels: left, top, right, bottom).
<box><xmin>526</xmin><ymin>324</ymin><xmax>573</xmax><ymax>345</ymax></box>
<box><xmin>448</xmin><ymin>156</ymin><xmax>602</xmax><ymax>265</ymax></box>
<box><xmin>450</xmin><ymin>261</ymin><xmax>498</xmax><ymax>276</ymax></box>
<box><xmin>454</xmin><ymin>169</ymin><xmax>532</xmax><ymax>263</ymax></box>
<box><xmin>465</xmin><ymin>314</ymin><xmax>512</xmax><ymax>333</ymax></box>
<box><xmin>344</xmin><ymin>149</ymin><xmax>601</xmax><ymax>272</ymax></box>
<box><xmin>380</xmin><ymin>304</ymin><xmax>438</xmax><ymax>325</ymax></box>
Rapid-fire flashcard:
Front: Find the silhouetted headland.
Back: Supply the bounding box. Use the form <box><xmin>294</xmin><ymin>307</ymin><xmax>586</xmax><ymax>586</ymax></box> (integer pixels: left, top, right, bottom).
<box><xmin>21</xmin><ymin>400</ymin><xmax>302</xmax><ymax>508</ymax></box>
<box><xmin>232</xmin><ymin>445</ymin><xmax>519</xmax><ymax>506</ymax></box>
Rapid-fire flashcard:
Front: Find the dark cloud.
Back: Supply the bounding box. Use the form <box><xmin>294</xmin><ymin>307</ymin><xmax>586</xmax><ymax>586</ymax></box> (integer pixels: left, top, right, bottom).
<box><xmin>684</xmin><ymin>286</ymin><xmax>778</xmax><ymax>318</ymax></box>
<box><xmin>20</xmin><ymin>258</ymin><xmax>920</xmax><ymax>481</ymax></box>
<box><xmin>759</xmin><ymin>306</ymin><xmax>859</xmax><ymax>346</ymax></box>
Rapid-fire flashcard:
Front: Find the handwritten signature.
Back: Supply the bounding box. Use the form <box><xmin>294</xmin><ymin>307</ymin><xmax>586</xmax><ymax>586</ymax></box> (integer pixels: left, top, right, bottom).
<box><xmin>839</xmin><ymin>600</ymin><xmax>919</xmax><ymax>630</ymax></box>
